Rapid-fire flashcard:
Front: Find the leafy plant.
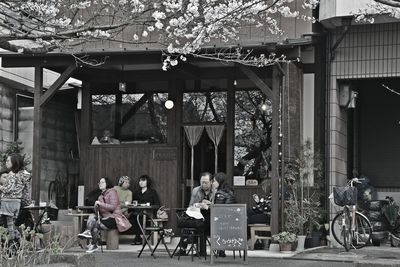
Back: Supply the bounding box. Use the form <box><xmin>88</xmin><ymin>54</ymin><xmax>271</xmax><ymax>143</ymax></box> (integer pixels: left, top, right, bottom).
<box><xmin>0</xmin><ymin>224</ymin><xmax>66</xmax><ymax>266</ymax></box>
<box><xmin>284</xmin><ymin>139</ymin><xmax>324</xmax><ymax>235</ymax></box>
<box><xmin>272</xmin><ymin>231</ymin><xmax>297</xmax><ymax>244</ymax></box>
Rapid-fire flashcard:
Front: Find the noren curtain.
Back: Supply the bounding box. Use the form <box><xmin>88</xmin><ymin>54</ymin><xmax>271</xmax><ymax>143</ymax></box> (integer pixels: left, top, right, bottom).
<box><xmin>205</xmin><ymin>125</ymin><xmax>225</xmax><ymax>173</ymax></box>
<box><xmin>184</xmin><ymin>126</ymin><xmax>204</xmax><ymax>191</ymax></box>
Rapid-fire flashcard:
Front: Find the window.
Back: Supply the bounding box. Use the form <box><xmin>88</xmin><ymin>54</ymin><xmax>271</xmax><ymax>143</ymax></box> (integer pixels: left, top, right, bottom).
<box><xmin>234</xmin><ymin>90</ymin><xmax>271</xmax><ymax>183</ymax></box>
<box><xmin>183</xmin><ymin>92</ymin><xmax>227</xmax><ymax>123</ymax></box>
<box><xmin>91</xmin><ymin>93</ymin><xmax>168</xmax><ymax>144</ymax></box>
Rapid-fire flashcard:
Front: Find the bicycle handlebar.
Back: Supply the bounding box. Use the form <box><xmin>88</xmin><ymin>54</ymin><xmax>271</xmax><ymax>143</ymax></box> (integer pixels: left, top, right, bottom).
<box><xmin>349</xmin><ymin>177</ymin><xmax>365</xmax><ymax>184</ymax></box>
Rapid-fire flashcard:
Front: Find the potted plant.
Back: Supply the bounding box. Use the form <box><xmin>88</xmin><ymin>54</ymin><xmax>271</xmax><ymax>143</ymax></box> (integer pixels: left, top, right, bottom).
<box><xmin>272</xmin><ymin>231</ymin><xmax>297</xmax><ymax>252</ymax></box>
<box><xmin>284</xmin><ymin>139</ymin><xmax>325</xmax><ymax>249</ymax></box>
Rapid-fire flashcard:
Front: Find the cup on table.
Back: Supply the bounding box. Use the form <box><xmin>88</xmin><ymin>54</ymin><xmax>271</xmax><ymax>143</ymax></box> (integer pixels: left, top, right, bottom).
<box><xmin>31</xmin><ymin>200</ymin><xmax>36</xmax><ymax>206</ymax></box>
<box><xmin>68</xmin><ymin>208</ymin><xmax>73</xmax><ymax>214</ymax></box>
<box><xmin>132</xmin><ymin>200</ymin><xmax>138</xmax><ymax>206</ymax></box>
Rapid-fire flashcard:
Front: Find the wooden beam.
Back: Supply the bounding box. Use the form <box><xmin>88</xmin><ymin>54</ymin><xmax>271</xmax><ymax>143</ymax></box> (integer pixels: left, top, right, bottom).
<box><xmin>121</xmin><ymin>93</ymin><xmax>148</xmax><ymax>126</ymax></box>
<box><xmin>271</xmin><ymin>65</ymin><xmax>282</xmax><ymax>235</ymax></box>
<box><xmin>40</xmin><ymin>65</ymin><xmax>77</xmax><ymax>107</ymax></box>
<box><xmin>238</xmin><ymin>65</ymin><xmax>273</xmax><ymax>99</ymax></box>
<box><xmin>32</xmin><ymin>66</ymin><xmax>43</xmax><ymax>203</ymax></box>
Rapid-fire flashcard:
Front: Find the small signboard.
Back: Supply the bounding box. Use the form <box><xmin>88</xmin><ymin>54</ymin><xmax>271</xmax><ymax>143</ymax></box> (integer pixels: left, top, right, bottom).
<box><xmin>210</xmin><ymin>204</ymin><xmax>247</xmax><ymax>264</ymax></box>
<box><xmin>233</xmin><ymin>176</ymin><xmax>245</xmax><ymax>186</ymax></box>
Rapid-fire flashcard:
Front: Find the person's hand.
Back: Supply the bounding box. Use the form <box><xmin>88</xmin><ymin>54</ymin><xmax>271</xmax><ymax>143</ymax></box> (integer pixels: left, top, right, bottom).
<box><xmin>95</xmin><ymin>201</ymin><xmax>101</xmax><ymax>207</ymax></box>
<box><xmin>201</xmin><ymin>199</ymin><xmax>211</xmax><ymax>205</ymax></box>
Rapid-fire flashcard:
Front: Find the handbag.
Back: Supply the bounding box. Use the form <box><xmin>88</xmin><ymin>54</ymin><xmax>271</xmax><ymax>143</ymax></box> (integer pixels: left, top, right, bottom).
<box><xmin>115</xmin><ymin>215</ymin><xmax>132</xmax><ymax>232</ymax></box>
<box><xmin>156</xmin><ymin>206</ymin><xmax>169</xmax><ymax>220</ymax></box>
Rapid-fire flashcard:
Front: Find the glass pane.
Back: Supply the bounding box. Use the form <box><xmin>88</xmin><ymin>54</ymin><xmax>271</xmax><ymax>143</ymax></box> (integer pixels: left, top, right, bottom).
<box><xmin>234</xmin><ymin>90</ymin><xmax>272</xmax><ymax>183</ymax></box>
<box><xmin>183</xmin><ymin>92</ymin><xmax>227</xmax><ymax>123</ymax></box>
<box><xmin>120</xmin><ymin>93</ymin><xmax>168</xmax><ymax>143</ymax></box>
<box><xmin>91</xmin><ymin>94</ymin><xmax>116</xmax><ymax>140</ymax></box>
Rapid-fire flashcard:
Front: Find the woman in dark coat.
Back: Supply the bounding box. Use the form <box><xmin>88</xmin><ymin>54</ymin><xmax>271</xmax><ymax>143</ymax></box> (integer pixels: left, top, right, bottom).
<box><xmin>131</xmin><ymin>174</ymin><xmax>160</xmax><ymax>245</ymax></box>
<box><xmin>213</xmin><ymin>172</ymin><xmax>236</xmax><ymax>204</ymax></box>
<box><xmin>212</xmin><ymin>172</ymin><xmax>236</xmax><ymax>257</ymax></box>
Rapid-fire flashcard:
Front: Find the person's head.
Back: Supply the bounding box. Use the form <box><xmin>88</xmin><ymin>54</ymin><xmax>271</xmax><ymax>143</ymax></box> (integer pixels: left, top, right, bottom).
<box><xmin>103</xmin><ymin>129</ymin><xmax>112</xmax><ymax>137</ymax></box>
<box><xmin>6</xmin><ymin>153</ymin><xmax>24</xmax><ymax>173</ymax></box>
<box><xmin>212</xmin><ymin>172</ymin><xmax>227</xmax><ymax>190</ymax></box>
<box><xmin>118</xmin><ymin>176</ymin><xmax>130</xmax><ymax>189</ymax></box>
<box><xmin>98</xmin><ymin>177</ymin><xmax>113</xmax><ymax>191</ymax></box>
<box><xmin>199</xmin><ymin>172</ymin><xmax>212</xmax><ymax>192</ymax></box>
<box><xmin>139</xmin><ymin>174</ymin><xmax>152</xmax><ymax>188</ymax></box>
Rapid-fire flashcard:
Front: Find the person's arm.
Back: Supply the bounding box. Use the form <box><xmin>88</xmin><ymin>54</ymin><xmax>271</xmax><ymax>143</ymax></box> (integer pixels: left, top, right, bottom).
<box><xmin>189</xmin><ymin>187</ymin><xmax>197</xmax><ymax>206</ymax></box>
<box><xmin>98</xmin><ymin>191</ymin><xmax>119</xmax><ymax>211</ymax></box>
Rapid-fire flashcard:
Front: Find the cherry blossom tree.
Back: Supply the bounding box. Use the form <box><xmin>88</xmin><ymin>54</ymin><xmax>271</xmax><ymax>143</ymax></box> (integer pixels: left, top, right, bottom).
<box><xmin>354</xmin><ymin>0</ymin><xmax>400</xmax><ymax>23</ymax></box>
<box><xmin>0</xmin><ymin>0</ymin><xmax>319</xmax><ymax>69</ymax></box>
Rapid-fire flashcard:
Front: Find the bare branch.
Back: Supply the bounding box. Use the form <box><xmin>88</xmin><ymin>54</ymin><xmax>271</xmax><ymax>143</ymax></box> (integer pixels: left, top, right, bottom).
<box><xmin>375</xmin><ymin>0</ymin><xmax>400</xmax><ymax>7</ymax></box>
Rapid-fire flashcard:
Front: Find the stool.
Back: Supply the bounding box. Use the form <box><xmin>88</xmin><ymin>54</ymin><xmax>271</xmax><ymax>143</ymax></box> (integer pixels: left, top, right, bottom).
<box><xmin>249</xmin><ymin>224</ymin><xmax>271</xmax><ymax>250</ymax></box>
<box><xmin>106</xmin><ymin>229</ymin><xmax>119</xmax><ymax>250</ymax></box>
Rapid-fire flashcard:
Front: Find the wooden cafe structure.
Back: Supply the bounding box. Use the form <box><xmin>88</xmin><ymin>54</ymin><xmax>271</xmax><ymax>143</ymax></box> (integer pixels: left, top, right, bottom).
<box><xmin>0</xmin><ymin>16</ymin><xmax>324</xmax><ymax>234</ymax></box>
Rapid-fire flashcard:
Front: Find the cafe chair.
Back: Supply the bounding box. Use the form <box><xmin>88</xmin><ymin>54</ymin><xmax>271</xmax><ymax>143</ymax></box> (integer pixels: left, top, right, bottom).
<box><xmin>137</xmin><ymin>211</ymin><xmax>172</xmax><ymax>258</ymax></box>
<box><xmin>172</xmin><ymin>210</ymin><xmax>205</xmax><ymax>261</ymax></box>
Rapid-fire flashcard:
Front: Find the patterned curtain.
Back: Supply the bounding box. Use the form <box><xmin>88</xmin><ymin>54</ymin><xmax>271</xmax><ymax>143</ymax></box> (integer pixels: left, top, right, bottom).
<box><xmin>184</xmin><ymin>125</ymin><xmax>204</xmax><ymax>191</ymax></box>
<box><xmin>205</xmin><ymin>125</ymin><xmax>225</xmax><ymax>173</ymax></box>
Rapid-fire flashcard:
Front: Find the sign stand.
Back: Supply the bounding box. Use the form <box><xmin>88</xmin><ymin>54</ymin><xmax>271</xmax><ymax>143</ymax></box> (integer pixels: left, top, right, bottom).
<box><xmin>210</xmin><ymin>204</ymin><xmax>247</xmax><ymax>264</ymax></box>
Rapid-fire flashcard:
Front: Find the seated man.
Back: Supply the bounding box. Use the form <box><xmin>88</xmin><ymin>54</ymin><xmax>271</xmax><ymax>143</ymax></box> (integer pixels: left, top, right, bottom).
<box><xmin>176</xmin><ymin>172</ymin><xmax>215</xmax><ymax>256</ymax></box>
<box><xmin>100</xmin><ymin>129</ymin><xmax>120</xmax><ymax>144</ymax></box>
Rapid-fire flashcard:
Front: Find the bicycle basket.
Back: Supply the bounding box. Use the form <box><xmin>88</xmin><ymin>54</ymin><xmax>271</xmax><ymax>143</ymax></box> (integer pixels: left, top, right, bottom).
<box><xmin>333</xmin><ymin>186</ymin><xmax>358</xmax><ymax>207</ymax></box>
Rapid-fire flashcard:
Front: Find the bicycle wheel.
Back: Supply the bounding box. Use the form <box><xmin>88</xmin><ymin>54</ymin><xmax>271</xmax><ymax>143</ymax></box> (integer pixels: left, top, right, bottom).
<box><xmin>332</xmin><ymin>207</ymin><xmax>351</xmax><ymax>251</ymax></box>
<box><xmin>351</xmin><ymin>211</ymin><xmax>372</xmax><ymax>249</ymax></box>
<box><xmin>331</xmin><ymin>210</ymin><xmax>372</xmax><ymax>250</ymax></box>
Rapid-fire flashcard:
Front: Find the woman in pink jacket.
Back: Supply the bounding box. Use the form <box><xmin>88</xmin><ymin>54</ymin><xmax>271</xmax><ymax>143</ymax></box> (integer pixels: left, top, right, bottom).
<box><xmin>78</xmin><ymin>177</ymin><xmax>131</xmax><ymax>253</ymax></box>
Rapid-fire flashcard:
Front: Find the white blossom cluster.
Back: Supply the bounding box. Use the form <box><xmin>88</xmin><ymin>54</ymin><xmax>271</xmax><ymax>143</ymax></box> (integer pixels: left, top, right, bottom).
<box><xmin>354</xmin><ymin>2</ymin><xmax>400</xmax><ymax>23</ymax></box>
<box><xmin>0</xmin><ymin>0</ymin><xmax>318</xmax><ymax>68</ymax></box>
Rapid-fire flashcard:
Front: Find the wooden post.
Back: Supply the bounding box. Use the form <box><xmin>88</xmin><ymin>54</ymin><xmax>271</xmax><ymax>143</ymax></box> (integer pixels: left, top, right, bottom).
<box><xmin>271</xmin><ymin>66</ymin><xmax>282</xmax><ymax>235</ymax></box>
<box><xmin>32</xmin><ymin>66</ymin><xmax>43</xmax><ymax>203</ymax></box>
<box><xmin>80</xmin><ymin>82</ymin><xmax>91</xmax><ymax>187</ymax></box>
<box><xmin>226</xmin><ymin>78</ymin><xmax>235</xmax><ymax>183</ymax></box>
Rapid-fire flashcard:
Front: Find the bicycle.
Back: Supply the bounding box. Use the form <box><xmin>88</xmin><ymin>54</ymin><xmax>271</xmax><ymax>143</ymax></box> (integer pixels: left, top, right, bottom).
<box><xmin>331</xmin><ymin>178</ymin><xmax>372</xmax><ymax>251</ymax></box>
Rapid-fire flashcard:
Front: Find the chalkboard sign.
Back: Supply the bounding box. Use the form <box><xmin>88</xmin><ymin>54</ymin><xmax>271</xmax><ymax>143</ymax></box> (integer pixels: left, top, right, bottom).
<box><xmin>210</xmin><ymin>204</ymin><xmax>247</xmax><ymax>263</ymax></box>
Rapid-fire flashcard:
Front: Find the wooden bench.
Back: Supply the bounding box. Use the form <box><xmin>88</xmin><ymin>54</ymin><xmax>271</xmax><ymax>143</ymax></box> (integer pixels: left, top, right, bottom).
<box><xmin>248</xmin><ymin>224</ymin><xmax>271</xmax><ymax>250</ymax></box>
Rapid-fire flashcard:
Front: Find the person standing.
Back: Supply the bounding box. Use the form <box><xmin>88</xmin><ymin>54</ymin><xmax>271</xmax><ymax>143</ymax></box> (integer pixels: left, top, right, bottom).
<box><xmin>0</xmin><ymin>153</ymin><xmax>31</xmax><ymax>241</ymax></box>
<box><xmin>78</xmin><ymin>177</ymin><xmax>131</xmax><ymax>253</ymax></box>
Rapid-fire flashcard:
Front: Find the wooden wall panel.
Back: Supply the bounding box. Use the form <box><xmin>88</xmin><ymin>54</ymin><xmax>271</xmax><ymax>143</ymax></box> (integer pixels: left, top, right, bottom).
<box><xmin>83</xmin><ymin>145</ymin><xmax>179</xmax><ymax>209</ymax></box>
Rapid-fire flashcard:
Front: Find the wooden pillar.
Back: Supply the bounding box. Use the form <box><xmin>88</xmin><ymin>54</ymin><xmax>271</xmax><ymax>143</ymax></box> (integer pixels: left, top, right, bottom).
<box><xmin>79</xmin><ymin>82</ymin><xmax>91</xmax><ymax>187</ymax></box>
<box><xmin>226</xmin><ymin>79</ymin><xmax>235</xmax><ymax>183</ymax></box>
<box><xmin>271</xmin><ymin>66</ymin><xmax>281</xmax><ymax>235</ymax></box>
<box><xmin>32</xmin><ymin>66</ymin><xmax>43</xmax><ymax>203</ymax></box>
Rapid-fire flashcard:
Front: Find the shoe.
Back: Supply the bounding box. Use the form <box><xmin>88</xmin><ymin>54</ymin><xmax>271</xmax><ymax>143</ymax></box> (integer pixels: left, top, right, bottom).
<box><xmin>174</xmin><ymin>249</ymin><xmax>187</xmax><ymax>256</ymax></box>
<box><xmin>130</xmin><ymin>236</ymin><xmax>142</xmax><ymax>245</ymax></box>
<box><xmin>78</xmin><ymin>230</ymin><xmax>92</xmax><ymax>239</ymax></box>
<box><xmin>218</xmin><ymin>250</ymin><xmax>226</xmax><ymax>257</ymax></box>
<box><xmin>86</xmin><ymin>244</ymin><xmax>98</xmax><ymax>253</ymax></box>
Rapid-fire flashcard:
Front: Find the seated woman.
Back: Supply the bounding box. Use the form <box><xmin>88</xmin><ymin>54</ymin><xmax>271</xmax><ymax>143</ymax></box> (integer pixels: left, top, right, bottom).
<box><xmin>78</xmin><ymin>177</ymin><xmax>131</xmax><ymax>253</ymax></box>
<box><xmin>130</xmin><ymin>174</ymin><xmax>160</xmax><ymax>245</ymax></box>
<box><xmin>212</xmin><ymin>172</ymin><xmax>236</xmax><ymax>257</ymax></box>
<box><xmin>114</xmin><ymin>176</ymin><xmax>133</xmax><ymax>217</ymax></box>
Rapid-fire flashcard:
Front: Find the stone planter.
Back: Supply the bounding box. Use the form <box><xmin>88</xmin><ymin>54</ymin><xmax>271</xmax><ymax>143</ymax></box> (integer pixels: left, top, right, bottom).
<box><xmin>296</xmin><ymin>235</ymin><xmax>307</xmax><ymax>251</ymax></box>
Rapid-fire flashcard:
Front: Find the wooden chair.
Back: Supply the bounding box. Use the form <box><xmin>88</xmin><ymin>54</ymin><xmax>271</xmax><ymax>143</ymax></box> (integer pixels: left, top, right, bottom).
<box><xmin>248</xmin><ymin>224</ymin><xmax>271</xmax><ymax>250</ymax></box>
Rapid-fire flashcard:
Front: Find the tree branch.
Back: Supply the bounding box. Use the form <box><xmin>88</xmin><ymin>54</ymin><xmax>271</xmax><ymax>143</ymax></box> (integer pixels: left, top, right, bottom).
<box><xmin>375</xmin><ymin>0</ymin><xmax>400</xmax><ymax>7</ymax></box>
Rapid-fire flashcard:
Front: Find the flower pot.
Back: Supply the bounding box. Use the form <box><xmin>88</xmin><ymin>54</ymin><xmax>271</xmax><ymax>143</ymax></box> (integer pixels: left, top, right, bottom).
<box><xmin>296</xmin><ymin>235</ymin><xmax>306</xmax><ymax>251</ymax></box>
<box><xmin>279</xmin><ymin>243</ymin><xmax>292</xmax><ymax>252</ymax></box>
<box><xmin>269</xmin><ymin>243</ymin><xmax>280</xmax><ymax>252</ymax></box>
